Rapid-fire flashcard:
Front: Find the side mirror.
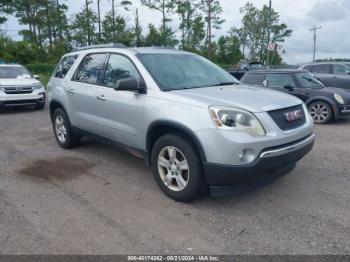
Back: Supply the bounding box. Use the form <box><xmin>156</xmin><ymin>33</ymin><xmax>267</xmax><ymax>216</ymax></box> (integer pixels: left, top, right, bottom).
<box><xmin>33</xmin><ymin>75</ymin><xmax>40</xmax><ymax>80</ymax></box>
<box><xmin>114</xmin><ymin>77</ymin><xmax>146</xmax><ymax>93</ymax></box>
<box><xmin>262</xmin><ymin>80</ymin><xmax>268</xmax><ymax>87</ymax></box>
<box><xmin>284</xmin><ymin>85</ymin><xmax>294</xmax><ymax>91</ymax></box>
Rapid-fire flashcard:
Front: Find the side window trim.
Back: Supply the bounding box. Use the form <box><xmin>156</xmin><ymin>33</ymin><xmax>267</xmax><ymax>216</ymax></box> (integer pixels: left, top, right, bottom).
<box><xmin>71</xmin><ymin>52</ymin><xmax>107</xmax><ymax>86</ymax></box>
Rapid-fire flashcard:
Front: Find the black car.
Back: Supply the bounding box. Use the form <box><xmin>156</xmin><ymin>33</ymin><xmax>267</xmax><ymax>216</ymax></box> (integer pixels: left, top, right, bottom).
<box><xmin>299</xmin><ymin>62</ymin><xmax>350</xmax><ymax>91</ymax></box>
<box><xmin>241</xmin><ymin>69</ymin><xmax>350</xmax><ymax>124</ymax></box>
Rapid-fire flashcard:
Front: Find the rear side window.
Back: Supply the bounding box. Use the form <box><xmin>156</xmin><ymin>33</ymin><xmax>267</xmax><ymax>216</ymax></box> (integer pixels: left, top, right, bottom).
<box><xmin>302</xmin><ymin>65</ymin><xmax>313</xmax><ymax>72</ymax></box>
<box><xmin>53</xmin><ymin>55</ymin><xmax>78</xmax><ymax>79</ymax></box>
<box><xmin>241</xmin><ymin>73</ymin><xmax>266</xmax><ymax>85</ymax></box>
<box><xmin>74</xmin><ymin>53</ymin><xmax>106</xmax><ymax>85</ymax></box>
<box><xmin>312</xmin><ymin>64</ymin><xmax>331</xmax><ymax>74</ymax></box>
<box><xmin>333</xmin><ymin>64</ymin><xmax>350</xmax><ymax>75</ymax></box>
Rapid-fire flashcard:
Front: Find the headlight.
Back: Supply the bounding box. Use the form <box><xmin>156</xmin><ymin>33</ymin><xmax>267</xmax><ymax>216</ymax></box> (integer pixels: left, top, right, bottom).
<box><xmin>334</xmin><ymin>93</ymin><xmax>344</xmax><ymax>104</ymax></box>
<box><xmin>209</xmin><ymin>106</ymin><xmax>266</xmax><ymax>137</ymax></box>
<box><xmin>32</xmin><ymin>84</ymin><xmax>43</xmax><ymax>90</ymax></box>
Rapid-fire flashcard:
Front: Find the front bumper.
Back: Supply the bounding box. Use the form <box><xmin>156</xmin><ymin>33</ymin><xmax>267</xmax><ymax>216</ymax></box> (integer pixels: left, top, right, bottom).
<box><xmin>0</xmin><ymin>92</ymin><xmax>45</xmax><ymax>108</ymax></box>
<box><xmin>336</xmin><ymin>105</ymin><xmax>350</xmax><ymax>117</ymax></box>
<box><xmin>203</xmin><ymin>133</ymin><xmax>315</xmax><ymax>187</ymax></box>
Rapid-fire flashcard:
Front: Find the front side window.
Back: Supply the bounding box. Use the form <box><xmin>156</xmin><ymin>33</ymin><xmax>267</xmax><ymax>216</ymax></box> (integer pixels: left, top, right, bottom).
<box><xmin>266</xmin><ymin>74</ymin><xmax>296</xmax><ymax>88</ymax></box>
<box><xmin>74</xmin><ymin>53</ymin><xmax>106</xmax><ymax>85</ymax></box>
<box><xmin>312</xmin><ymin>64</ymin><xmax>331</xmax><ymax>74</ymax></box>
<box><xmin>295</xmin><ymin>72</ymin><xmax>324</xmax><ymax>89</ymax></box>
<box><xmin>333</xmin><ymin>64</ymin><xmax>350</xmax><ymax>75</ymax></box>
<box><xmin>137</xmin><ymin>53</ymin><xmax>239</xmax><ymax>91</ymax></box>
<box><xmin>53</xmin><ymin>55</ymin><xmax>78</xmax><ymax>79</ymax></box>
<box><xmin>0</xmin><ymin>66</ymin><xmax>31</xmax><ymax>79</ymax></box>
<box><xmin>102</xmin><ymin>54</ymin><xmax>140</xmax><ymax>88</ymax></box>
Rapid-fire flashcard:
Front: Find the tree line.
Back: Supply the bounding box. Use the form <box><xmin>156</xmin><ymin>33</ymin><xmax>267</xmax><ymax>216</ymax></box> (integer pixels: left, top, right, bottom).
<box><xmin>0</xmin><ymin>0</ymin><xmax>292</xmax><ymax>67</ymax></box>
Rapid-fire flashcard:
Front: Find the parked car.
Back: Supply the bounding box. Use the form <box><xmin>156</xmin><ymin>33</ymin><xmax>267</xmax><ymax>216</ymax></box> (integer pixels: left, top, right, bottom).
<box><xmin>0</xmin><ymin>64</ymin><xmax>46</xmax><ymax>110</ymax></box>
<box><xmin>241</xmin><ymin>69</ymin><xmax>350</xmax><ymax>124</ymax></box>
<box><xmin>48</xmin><ymin>45</ymin><xmax>315</xmax><ymax>202</ymax></box>
<box><xmin>227</xmin><ymin>62</ymin><xmax>263</xmax><ymax>80</ymax></box>
<box><xmin>299</xmin><ymin>62</ymin><xmax>350</xmax><ymax>91</ymax></box>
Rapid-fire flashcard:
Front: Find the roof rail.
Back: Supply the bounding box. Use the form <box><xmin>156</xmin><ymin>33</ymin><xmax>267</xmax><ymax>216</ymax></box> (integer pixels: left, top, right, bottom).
<box><xmin>73</xmin><ymin>43</ymin><xmax>127</xmax><ymax>52</ymax></box>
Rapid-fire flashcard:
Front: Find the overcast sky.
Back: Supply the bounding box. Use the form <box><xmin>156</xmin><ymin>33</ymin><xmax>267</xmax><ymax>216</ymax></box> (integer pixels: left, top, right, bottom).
<box><xmin>1</xmin><ymin>0</ymin><xmax>349</xmax><ymax>64</ymax></box>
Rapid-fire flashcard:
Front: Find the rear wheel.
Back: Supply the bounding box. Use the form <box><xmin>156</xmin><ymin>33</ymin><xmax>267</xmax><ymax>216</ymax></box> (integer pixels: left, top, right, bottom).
<box><xmin>151</xmin><ymin>133</ymin><xmax>206</xmax><ymax>202</ymax></box>
<box><xmin>53</xmin><ymin>108</ymin><xmax>80</xmax><ymax>149</ymax></box>
<box><xmin>308</xmin><ymin>101</ymin><xmax>333</xmax><ymax>124</ymax></box>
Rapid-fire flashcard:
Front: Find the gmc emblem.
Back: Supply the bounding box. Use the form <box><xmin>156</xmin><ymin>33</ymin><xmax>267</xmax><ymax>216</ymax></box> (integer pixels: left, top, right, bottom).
<box><xmin>284</xmin><ymin>110</ymin><xmax>303</xmax><ymax>122</ymax></box>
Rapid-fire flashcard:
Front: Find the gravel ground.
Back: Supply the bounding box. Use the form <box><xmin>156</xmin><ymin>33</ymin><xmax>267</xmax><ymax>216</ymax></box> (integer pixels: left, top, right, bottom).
<box><xmin>0</xmin><ymin>106</ymin><xmax>349</xmax><ymax>255</ymax></box>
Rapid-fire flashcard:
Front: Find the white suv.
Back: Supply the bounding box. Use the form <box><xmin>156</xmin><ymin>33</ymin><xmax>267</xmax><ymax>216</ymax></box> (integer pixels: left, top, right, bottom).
<box><xmin>0</xmin><ymin>64</ymin><xmax>46</xmax><ymax>110</ymax></box>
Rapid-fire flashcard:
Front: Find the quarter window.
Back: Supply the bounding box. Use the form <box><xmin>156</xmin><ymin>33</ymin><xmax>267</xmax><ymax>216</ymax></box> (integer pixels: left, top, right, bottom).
<box><xmin>241</xmin><ymin>73</ymin><xmax>266</xmax><ymax>85</ymax></box>
<box><xmin>266</xmin><ymin>74</ymin><xmax>296</xmax><ymax>88</ymax></box>
<box><xmin>312</xmin><ymin>64</ymin><xmax>331</xmax><ymax>74</ymax></box>
<box><xmin>102</xmin><ymin>54</ymin><xmax>140</xmax><ymax>88</ymax></box>
<box><xmin>53</xmin><ymin>55</ymin><xmax>78</xmax><ymax>79</ymax></box>
<box><xmin>74</xmin><ymin>53</ymin><xmax>106</xmax><ymax>85</ymax></box>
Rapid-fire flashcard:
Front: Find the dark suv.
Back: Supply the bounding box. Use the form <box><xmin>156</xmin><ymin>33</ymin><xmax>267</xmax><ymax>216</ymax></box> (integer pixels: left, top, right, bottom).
<box><xmin>299</xmin><ymin>62</ymin><xmax>350</xmax><ymax>91</ymax></box>
<box><xmin>241</xmin><ymin>69</ymin><xmax>350</xmax><ymax>124</ymax></box>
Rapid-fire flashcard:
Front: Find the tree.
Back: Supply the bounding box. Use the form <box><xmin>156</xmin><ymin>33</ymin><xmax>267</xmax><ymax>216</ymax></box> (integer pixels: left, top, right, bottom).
<box><xmin>109</xmin><ymin>0</ymin><xmax>131</xmax><ymax>42</ymax></box>
<box><xmin>134</xmin><ymin>8</ymin><xmax>143</xmax><ymax>47</ymax></box>
<box><xmin>102</xmin><ymin>13</ymin><xmax>134</xmax><ymax>46</ymax></box>
<box><xmin>97</xmin><ymin>0</ymin><xmax>102</xmax><ymax>43</ymax></box>
<box><xmin>0</xmin><ymin>0</ymin><xmax>14</xmax><ymax>24</ymax></box>
<box><xmin>145</xmin><ymin>23</ymin><xmax>162</xmax><ymax>46</ymax></box>
<box><xmin>217</xmin><ymin>33</ymin><xmax>243</xmax><ymax>65</ymax></box>
<box><xmin>176</xmin><ymin>0</ymin><xmax>205</xmax><ymax>52</ymax></box>
<box><xmin>140</xmin><ymin>0</ymin><xmax>176</xmax><ymax>46</ymax></box>
<box><xmin>199</xmin><ymin>0</ymin><xmax>224</xmax><ymax>60</ymax></box>
<box><xmin>239</xmin><ymin>2</ymin><xmax>292</xmax><ymax>64</ymax></box>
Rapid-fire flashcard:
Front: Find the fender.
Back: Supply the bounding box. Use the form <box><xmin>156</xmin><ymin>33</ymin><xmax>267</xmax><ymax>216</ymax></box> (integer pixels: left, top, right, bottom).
<box><xmin>146</xmin><ymin>120</ymin><xmax>207</xmax><ymax>165</ymax></box>
<box><xmin>305</xmin><ymin>96</ymin><xmax>339</xmax><ymax>120</ymax></box>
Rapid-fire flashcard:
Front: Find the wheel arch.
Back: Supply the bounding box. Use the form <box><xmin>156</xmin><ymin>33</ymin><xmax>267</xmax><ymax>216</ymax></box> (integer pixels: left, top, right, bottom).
<box><xmin>146</xmin><ymin>120</ymin><xmax>207</xmax><ymax>166</ymax></box>
<box><xmin>50</xmin><ymin>100</ymin><xmax>70</xmax><ymax>123</ymax></box>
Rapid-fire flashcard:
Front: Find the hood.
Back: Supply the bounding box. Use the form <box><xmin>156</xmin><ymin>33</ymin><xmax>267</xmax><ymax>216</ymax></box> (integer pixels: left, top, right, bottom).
<box><xmin>172</xmin><ymin>84</ymin><xmax>302</xmax><ymax>113</ymax></box>
<box><xmin>0</xmin><ymin>77</ymin><xmax>40</xmax><ymax>86</ymax></box>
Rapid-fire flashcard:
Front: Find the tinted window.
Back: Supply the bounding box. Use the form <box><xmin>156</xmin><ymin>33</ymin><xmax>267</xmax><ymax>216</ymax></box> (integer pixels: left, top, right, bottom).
<box><xmin>0</xmin><ymin>66</ymin><xmax>31</xmax><ymax>79</ymax></box>
<box><xmin>295</xmin><ymin>72</ymin><xmax>324</xmax><ymax>89</ymax></box>
<box><xmin>266</xmin><ymin>74</ymin><xmax>296</xmax><ymax>88</ymax></box>
<box><xmin>102</xmin><ymin>54</ymin><xmax>140</xmax><ymax>88</ymax></box>
<box><xmin>333</xmin><ymin>64</ymin><xmax>350</xmax><ymax>75</ymax></box>
<box><xmin>137</xmin><ymin>53</ymin><xmax>238</xmax><ymax>91</ymax></box>
<box><xmin>74</xmin><ymin>53</ymin><xmax>106</xmax><ymax>85</ymax></box>
<box><xmin>312</xmin><ymin>64</ymin><xmax>331</xmax><ymax>74</ymax></box>
<box><xmin>241</xmin><ymin>73</ymin><xmax>266</xmax><ymax>85</ymax></box>
<box><xmin>53</xmin><ymin>55</ymin><xmax>78</xmax><ymax>79</ymax></box>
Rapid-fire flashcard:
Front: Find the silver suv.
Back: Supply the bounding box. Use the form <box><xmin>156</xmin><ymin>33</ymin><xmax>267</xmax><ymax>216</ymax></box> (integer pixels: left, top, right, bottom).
<box><xmin>48</xmin><ymin>45</ymin><xmax>315</xmax><ymax>202</ymax></box>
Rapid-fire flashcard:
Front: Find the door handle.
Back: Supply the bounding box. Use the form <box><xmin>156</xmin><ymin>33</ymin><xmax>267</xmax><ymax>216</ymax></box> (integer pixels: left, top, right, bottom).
<box><xmin>97</xmin><ymin>95</ymin><xmax>107</xmax><ymax>101</ymax></box>
<box><xmin>67</xmin><ymin>88</ymin><xmax>75</xmax><ymax>94</ymax></box>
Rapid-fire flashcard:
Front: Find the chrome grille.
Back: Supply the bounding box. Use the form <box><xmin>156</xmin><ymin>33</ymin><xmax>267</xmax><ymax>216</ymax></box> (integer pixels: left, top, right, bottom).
<box><xmin>3</xmin><ymin>86</ymin><xmax>34</xmax><ymax>94</ymax></box>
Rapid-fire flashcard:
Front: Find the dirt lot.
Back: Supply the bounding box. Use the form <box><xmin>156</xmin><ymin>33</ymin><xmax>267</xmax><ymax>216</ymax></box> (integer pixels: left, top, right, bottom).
<box><xmin>0</xmin><ymin>107</ymin><xmax>350</xmax><ymax>255</ymax></box>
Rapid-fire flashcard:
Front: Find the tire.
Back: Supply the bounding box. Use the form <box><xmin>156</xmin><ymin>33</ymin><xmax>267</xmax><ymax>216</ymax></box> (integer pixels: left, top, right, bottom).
<box><xmin>308</xmin><ymin>101</ymin><xmax>333</xmax><ymax>124</ymax></box>
<box><xmin>151</xmin><ymin>133</ymin><xmax>206</xmax><ymax>202</ymax></box>
<box><xmin>52</xmin><ymin>108</ymin><xmax>80</xmax><ymax>149</ymax></box>
<box><xmin>35</xmin><ymin>103</ymin><xmax>45</xmax><ymax>110</ymax></box>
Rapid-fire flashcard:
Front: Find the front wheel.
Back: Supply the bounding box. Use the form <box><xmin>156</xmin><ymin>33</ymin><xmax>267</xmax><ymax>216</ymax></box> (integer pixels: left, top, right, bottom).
<box><xmin>151</xmin><ymin>134</ymin><xmax>206</xmax><ymax>202</ymax></box>
<box><xmin>52</xmin><ymin>108</ymin><xmax>80</xmax><ymax>149</ymax></box>
<box><xmin>308</xmin><ymin>101</ymin><xmax>333</xmax><ymax>124</ymax></box>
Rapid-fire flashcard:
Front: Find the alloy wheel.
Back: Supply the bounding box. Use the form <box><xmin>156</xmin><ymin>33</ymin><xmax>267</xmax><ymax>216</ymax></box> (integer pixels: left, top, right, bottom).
<box><xmin>157</xmin><ymin>146</ymin><xmax>190</xmax><ymax>192</ymax></box>
<box><xmin>55</xmin><ymin>115</ymin><xmax>67</xmax><ymax>143</ymax></box>
<box><xmin>309</xmin><ymin>103</ymin><xmax>330</xmax><ymax>123</ymax></box>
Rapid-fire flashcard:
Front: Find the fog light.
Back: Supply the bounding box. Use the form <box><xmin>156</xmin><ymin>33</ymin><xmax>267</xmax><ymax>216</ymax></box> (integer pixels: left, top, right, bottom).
<box><xmin>239</xmin><ymin>149</ymin><xmax>256</xmax><ymax>163</ymax></box>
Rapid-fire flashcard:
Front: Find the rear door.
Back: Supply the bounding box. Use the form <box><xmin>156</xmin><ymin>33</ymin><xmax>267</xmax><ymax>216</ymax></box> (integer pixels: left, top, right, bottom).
<box><xmin>67</xmin><ymin>53</ymin><xmax>107</xmax><ymax>133</ymax></box>
<box><xmin>332</xmin><ymin>64</ymin><xmax>350</xmax><ymax>90</ymax></box>
<box><xmin>95</xmin><ymin>53</ymin><xmax>145</xmax><ymax>148</ymax></box>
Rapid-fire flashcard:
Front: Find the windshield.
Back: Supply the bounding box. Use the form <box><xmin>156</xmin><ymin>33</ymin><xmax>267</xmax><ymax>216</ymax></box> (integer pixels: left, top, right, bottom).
<box><xmin>295</xmin><ymin>72</ymin><xmax>324</xmax><ymax>89</ymax></box>
<box><xmin>137</xmin><ymin>53</ymin><xmax>239</xmax><ymax>91</ymax></box>
<box><xmin>0</xmin><ymin>66</ymin><xmax>32</xmax><ymax>79</ymax></box>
